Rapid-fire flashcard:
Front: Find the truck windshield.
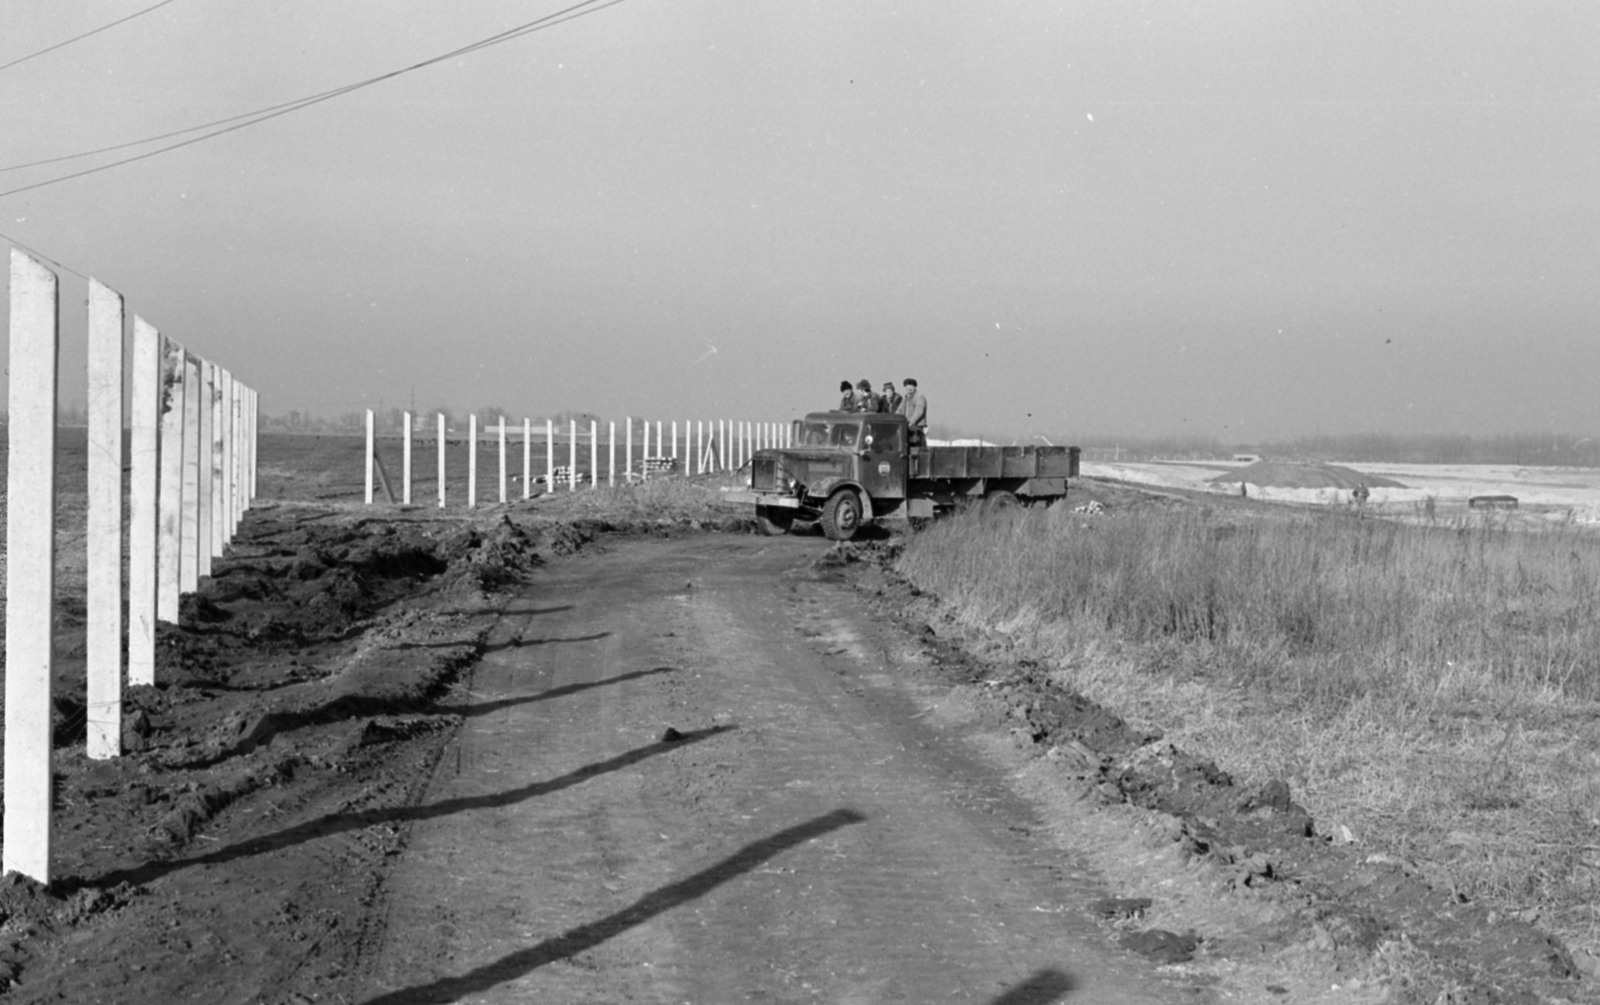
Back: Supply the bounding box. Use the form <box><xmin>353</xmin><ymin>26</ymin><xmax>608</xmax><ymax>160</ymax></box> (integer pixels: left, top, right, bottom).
<box><xmin>798</xmin><ymin>422</ymin><xmax>831</xmax><ymax>446</ymax></box>
<box><xmin>798</xmin><ymin>421</ymin><xmax>861</xmax><ymax>449</ymax></box>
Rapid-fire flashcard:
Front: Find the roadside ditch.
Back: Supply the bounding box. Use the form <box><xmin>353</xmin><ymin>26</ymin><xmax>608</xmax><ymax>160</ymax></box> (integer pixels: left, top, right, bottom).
<box><xmin>824</xmin><ymin>536</ymin><xmax>1588</xmax><ymax>1005</ymax></box>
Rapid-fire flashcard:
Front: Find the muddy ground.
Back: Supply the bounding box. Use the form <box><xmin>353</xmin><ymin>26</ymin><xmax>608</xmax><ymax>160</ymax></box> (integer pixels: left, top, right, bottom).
<box><xmin>0</xmin><ymin>438</ymin><xmax>1590</xmax><ymax>1002</ymax></box>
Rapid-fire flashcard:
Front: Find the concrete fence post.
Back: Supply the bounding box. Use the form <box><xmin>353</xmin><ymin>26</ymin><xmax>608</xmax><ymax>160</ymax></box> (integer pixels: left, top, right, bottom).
<box><xmin>157</xmin><ymin>337</ymin><xmax>186</xmax><ymax>623</ymax></box>
<box><xmin>250</xmin><ymin>387</ymin><xmax>258</xmax><ymax>502</ymax></box>
<box><xmin>200</xmin><ymin>364</ymin><xmax>218</xmax><ymax>571</ymax></box>
<box><xmin>672</xmin><ymin>421</ymin><xmax>679</xmax><ymax>469</ymax></box>
<box><xmin>179</xmin><ymin>353</ymin><xmax>202</xmax><ymax>594</ymax></box>
<box><xmin>128</xmin><ymin>318</ymin><xmax>160</xmax><ymax>686</ymax></box>
<box><xmin>198</xmin><ymin>364</ymin><xmax>217</xmax><ymax>576</ymax></box>
<box><xmin>545</xmin><ymin>419</ymin><xmax>553</xmax><ymax>491</ymax></box>
<box><xmin>234</xmin><ymin>384</ymin><xmax>244</xmax><ymax>524</ymax></box>
<box><xmin>642</xmin><ymin>419</ymin><xmax>651</xmax><ymax>476</ymax></box>
<box><xmin>218</xmin><ymin>373</ymin><xmax>229</xmax><ymax>543</ymax></box>
<box><xmin>590</xmin><ymin>420</ymin><xmax>598</xmax><ymax>490</ymax></box>
<box><xmin>365</xmin><ymin>408</ymin><xmax>375</xmax><ymax>505</ymax></box>
<box><xmin>522</xmin><ymin>418</ymin><xmax>531</xmax><ymax>500</ymax></box>
<box><xmin>626</xmin><ymin>418</ymin><xmax>633</xmax><ymax>483</ymax></box>
<box><xmin>5</xmin><ymin>250</ymin><xmax>59</xmax><ymax>880</ymax></box>
<box><xmin>86</xmin><ymin>279</ymin><xmax>123</xmax><ymax>761</ymax></box>
<box><xmin>436</xmin><ymin>413</ymin><xmax>446</xmax><ymax>507</ymax></box>
<box><xmin>468</xmin><ymin>414</ymin><xmax>478</xmax><ymax>507</ymax></box>
<box><xmin>403</xmin><ymin>411</ymin><xmax>412</xmax><ymax>505</ymax></box>
<box><xmin>608</xmin><ymin>421</ymin><xmax>616</xmax><ymax>487</ymax></box>
<box><xmin>568</xmin><ymin>419</ymin><xmax>577</xmax><ymax>490</ymax></box>
<box><xmin>220</xmin><ymin>369</ymin><xmax>235</xmax><ymax>544</ymax></box>
<box><xmin>498</xmin><ymin>416</ymin><xmax>507</xmax><ymax>503</ymax></box>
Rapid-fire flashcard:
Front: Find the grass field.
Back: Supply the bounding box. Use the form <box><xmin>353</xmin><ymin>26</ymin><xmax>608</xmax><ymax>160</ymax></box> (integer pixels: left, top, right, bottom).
<box><xmin>898</xmin><ymin>499</ymin><xmax>1600</xmax><ymax>957</ymax></box>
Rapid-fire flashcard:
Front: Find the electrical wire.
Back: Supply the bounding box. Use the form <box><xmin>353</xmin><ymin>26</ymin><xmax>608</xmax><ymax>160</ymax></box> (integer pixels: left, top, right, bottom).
<box><xmin>0</xmin><ymin>0</ymin><xmax>631</xmax><ymax>201</ymax></box>
<box><xmin>0</xmin><ymin>0</ymin><xmax>184</xmax><ymax>74</ymax></box>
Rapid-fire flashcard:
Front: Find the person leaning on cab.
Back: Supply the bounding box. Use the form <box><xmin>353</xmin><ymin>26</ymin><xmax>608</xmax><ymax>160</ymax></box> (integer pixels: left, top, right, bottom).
<box><xmin>837</xmin><ymin>380</ymin><xmax>856</xmax><ymax>411</ymax></box>
<box><xmin>853</xmin><ymin>379</ymin><xmax>880</xmax><ymax>413</ymax></box>
<box><xmin>898</xmin><ymin>377</ymin><xmax>927</xmax><ymax>449</ymax></box>
<box><xmin>878</xmin><ymin>381</ymin><xmax>902</xmax><ymax>414</ymax></box>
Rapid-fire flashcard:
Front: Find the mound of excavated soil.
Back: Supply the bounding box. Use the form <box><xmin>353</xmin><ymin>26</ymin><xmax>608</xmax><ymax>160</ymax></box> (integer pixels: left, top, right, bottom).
<box><xmin>0</xmin><ymin>503</ymin><xmax>742</xmax><ymax>1002</ymax></box>
<box><xmin>1210</xmin><ymin>461</ymin><xmax>1405</xmax><ymax>490</ymax></box>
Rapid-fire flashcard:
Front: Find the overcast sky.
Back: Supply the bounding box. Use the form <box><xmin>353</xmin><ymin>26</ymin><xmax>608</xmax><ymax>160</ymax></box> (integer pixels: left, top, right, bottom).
<box><xmin>2</xmin><ymin>1</ymin><xmax>1596</xmax><ymax>441</ymax></box>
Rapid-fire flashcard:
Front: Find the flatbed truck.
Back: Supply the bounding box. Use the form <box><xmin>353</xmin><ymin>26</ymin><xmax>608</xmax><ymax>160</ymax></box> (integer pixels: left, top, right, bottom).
<box><xmin>725</xmin><ymin>411</ymin><xmax>1080</xmax><ymax>540</ymax></box>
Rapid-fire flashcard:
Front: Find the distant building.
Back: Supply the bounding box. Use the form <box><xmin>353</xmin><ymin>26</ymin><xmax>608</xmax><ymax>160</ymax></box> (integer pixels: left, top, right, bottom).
<box><xmin>1233</xmin><ymin>454</ymin><xmax>1260</xmax><ymax>463</ymax></box>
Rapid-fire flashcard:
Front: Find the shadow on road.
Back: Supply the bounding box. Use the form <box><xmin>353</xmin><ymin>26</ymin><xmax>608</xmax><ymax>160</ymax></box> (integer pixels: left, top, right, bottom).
<box><xmin>359</xmin><ymin>808</ymin><xmax>868</xmax><ymax>1005</ymax></box>
<box><xmin>433</xmin><ymin>666</ymin><xmax>678</xmax><ymax>719</ymax></box>
<box><xmin>988</xmin><ymin>968</ymin><xmax>1076</xmax><ymax>1004</ymax></box>
<box><xmin>481</xmin><ymin>630</ymin><xmax>611</xmax><ymax>653</ymax></box>
<box><xmin>78</xmin><ymin>725</ymin><xmax>732</xmax><ymax>893</ymax></box>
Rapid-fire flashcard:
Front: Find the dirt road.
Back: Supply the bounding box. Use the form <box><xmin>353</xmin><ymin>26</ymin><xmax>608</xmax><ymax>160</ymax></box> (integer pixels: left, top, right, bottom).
<box><xmin>350</xmin><ymin>534</ymin><xmax>1195</xmax><ymax>1004</ymax></box>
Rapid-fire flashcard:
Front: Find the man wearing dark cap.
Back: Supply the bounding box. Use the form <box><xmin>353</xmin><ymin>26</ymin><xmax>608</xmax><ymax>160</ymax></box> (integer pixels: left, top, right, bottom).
<box><xmin>879</xmin><ymin>381</ymin><xmax>902</xmax><ymax>414</ymax></box>
<box><xmin>899</xmin><ymin>378</ymin><xmax>927</xmax><ymax>448</ymax></box>
<box><xmin>854</xmin><ymin>379</ymin><xmax>880</xmax><ymax>413</ymax></box>
<box><xmin>838</xmin><ymin>380</ymin><xmax>856</xmax><ymax>411</ymax></box>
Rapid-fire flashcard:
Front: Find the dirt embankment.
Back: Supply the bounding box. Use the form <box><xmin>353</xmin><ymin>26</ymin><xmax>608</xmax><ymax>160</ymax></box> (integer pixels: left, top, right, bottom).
<box><xmin>0</xmin><ymin>505</ymin><xmax>721</xmax><ymax>1003</ymax></box>
<box><xmin>1208</xmin><ymin>462</ymin><xmax>1406</xmax><ymax>490</ymax></box>
<box><xmin>825</xmin><ymin>539</ymin><xmax>1584</xmax><ymax>1005</ymax></box>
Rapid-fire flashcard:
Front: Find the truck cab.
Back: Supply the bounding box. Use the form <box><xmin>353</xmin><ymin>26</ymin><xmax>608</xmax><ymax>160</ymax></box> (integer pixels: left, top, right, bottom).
<box><xmin>738</xmin><ymin>411</ymin><xmax>908</xmax><ymax>539</ymax></box>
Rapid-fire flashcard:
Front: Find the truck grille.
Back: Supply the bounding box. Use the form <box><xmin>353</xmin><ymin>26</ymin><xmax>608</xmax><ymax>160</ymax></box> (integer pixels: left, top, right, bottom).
<box><xmin>752</xmin><ymin>456</ymin><xmax>778</xmax><ymax>490</ymax></box>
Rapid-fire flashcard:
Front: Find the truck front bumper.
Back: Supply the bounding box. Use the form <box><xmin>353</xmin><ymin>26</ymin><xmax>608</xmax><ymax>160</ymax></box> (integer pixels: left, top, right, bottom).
<box><xmin>723</xmin><ymin>491</ymin><xmax>801</xmax><ymax>508</ymax></box>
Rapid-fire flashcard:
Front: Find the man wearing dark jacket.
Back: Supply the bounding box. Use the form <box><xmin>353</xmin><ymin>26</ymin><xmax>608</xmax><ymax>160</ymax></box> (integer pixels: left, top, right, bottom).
<box><xmin>838</xmin><ymin>380</ymin><xmax>856</xmax><ymax>411</ymax></box>
<box><xmin>853</xmin><ymin>379</ymin><xmax>879</xmax><ymax>413</ymax></box>
<box><xmin>879</xmin><ymin>381</ymin><xmax>902</xmax><ymax>414</ymax></box>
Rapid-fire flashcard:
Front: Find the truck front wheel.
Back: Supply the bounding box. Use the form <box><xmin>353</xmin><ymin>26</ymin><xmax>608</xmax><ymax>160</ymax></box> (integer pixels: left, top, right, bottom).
<box><xmin>820</xmin><ymin>490</ymin><xmax>863</xmax><ymax>541</ymax></box>
<box><xmin>755</xmin><ymin>505</ymin><xmax>795</xmax><ymax>537</ymax></box>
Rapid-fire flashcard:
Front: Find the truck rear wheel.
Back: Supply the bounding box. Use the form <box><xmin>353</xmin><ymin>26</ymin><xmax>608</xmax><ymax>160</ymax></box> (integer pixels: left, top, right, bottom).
<box><xmin>820</xmin><ymin>490</ymin><xmax>863</xmax><ymax>541</ymax></box>
<box><xmin>982</xmin><ymin>490</ymin><xmax>1020</xmax><ymax>513</ymax></box>
<box><xmin>755</xmin><ymin>506</ymin><xmax>795</xmax><ymax>537</ymax></box>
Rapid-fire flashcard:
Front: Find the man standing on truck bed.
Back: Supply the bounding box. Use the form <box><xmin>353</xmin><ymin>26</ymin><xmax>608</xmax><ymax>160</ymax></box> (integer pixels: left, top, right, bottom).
<box><xmin>838</xmin><ymin>380</ymin><xmax>856</xmax><ymax>411</ymax></box>
<box><xmin>900</xmin><ymin>378</ymin><xmax>927</xmax><ymax>448</ymax></box>
<box><xmin>854</xmin><ymin>379</ymin><xmax>880</xmax><ymax>413</ymax></box>
<box><xmin>879</xmin><ymin>381</ymin><xmax>902</xmax><ymax>414</ymax></box>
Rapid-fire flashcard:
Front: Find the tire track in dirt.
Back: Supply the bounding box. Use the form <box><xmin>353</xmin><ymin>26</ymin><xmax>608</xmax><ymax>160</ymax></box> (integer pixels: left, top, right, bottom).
<box><xmin>350</xmin><ymin>536</ymin><xmax>1202</xmax><ymax>1003</ymax></box>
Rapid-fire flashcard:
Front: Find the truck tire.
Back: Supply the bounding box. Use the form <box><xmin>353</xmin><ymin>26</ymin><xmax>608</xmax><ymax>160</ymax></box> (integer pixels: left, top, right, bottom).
<box><xmin>755</xmin><ymin>505</ymin><xmax>795</xmax><ymax>537</ymax></box>
<box><xmin>982</xmin><ymin>490</ymin><xmax>1020</xmax><ymax>513</ymax></box>
<box><xmin>820</xmin><ymin>489</ymin><xmax>863</xmax><ymax>541</ymax></box>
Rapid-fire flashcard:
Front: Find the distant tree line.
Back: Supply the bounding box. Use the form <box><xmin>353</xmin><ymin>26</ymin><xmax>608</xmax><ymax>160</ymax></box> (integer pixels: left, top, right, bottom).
<box><xmin>1079</xmin><ymin>432</ymin><xmax>1600</xmax><ymax>467</ymax></box>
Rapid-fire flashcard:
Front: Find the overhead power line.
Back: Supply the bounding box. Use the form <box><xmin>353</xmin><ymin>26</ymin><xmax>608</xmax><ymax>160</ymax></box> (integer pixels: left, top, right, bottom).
<box><xmin>0</xmin><ymin>0</ymin><xmax>184</xmax><ymax>74</ymax></box>
<box><xmin>0</xmin><ymin>0</ymin><xmax>630</xmax><ymax>201</ymax></box>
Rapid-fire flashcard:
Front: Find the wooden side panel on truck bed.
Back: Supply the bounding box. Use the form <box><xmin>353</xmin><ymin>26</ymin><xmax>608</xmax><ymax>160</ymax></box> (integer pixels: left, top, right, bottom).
<box><xmin>914</xmin><ymin>445</ymin><xmax>1078</xmax><ymax>481</ymax></box>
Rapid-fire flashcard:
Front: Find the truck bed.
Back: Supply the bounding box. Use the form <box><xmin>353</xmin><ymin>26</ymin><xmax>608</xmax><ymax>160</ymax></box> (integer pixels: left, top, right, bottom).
<box><xmin>912</xmin><ymin>445</ymin><xmax>1079</xmax><ymax>480</ymax></box>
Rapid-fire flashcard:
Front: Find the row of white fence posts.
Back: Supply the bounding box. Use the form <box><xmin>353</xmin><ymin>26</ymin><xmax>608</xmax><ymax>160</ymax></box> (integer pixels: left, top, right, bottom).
<box><xmin>3</xmin><ymin>250</ymin><xmax>259</xmax><ymax>883</ymax></box>
<box><xmin>363</xmin><ymin>416</ymin><xmax>795</xmax><ymax>506</ymax></box>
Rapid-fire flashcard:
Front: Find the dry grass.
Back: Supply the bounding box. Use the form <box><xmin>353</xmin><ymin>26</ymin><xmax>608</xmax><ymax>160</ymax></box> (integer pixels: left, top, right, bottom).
<box><xmin>898</xmin><ymin>504</ymin><xmax>1600</xmax><ymax>955</ymax></box>
<box><xmin>532</xmin><ymin>474</ymin><xmax>734</xmax><ymax>524</ymax></box>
